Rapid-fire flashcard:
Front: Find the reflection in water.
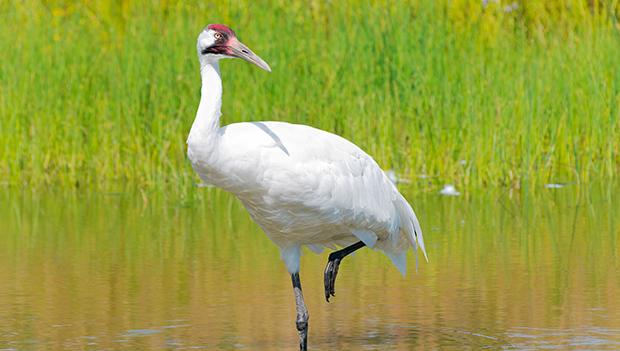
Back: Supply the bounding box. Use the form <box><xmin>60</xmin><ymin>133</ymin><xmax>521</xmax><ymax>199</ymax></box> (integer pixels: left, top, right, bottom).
<box><xmin>0</xmin><ymin>185</ymin><xmax>619</xmax><ymax>350</ymax></box>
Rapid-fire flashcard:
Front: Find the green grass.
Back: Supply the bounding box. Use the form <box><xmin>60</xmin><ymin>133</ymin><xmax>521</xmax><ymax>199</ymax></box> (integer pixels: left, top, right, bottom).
<box><xmin>1</xmin><ymin>0</ymin><xmax>619</xmax><ymax>194</ymax></box>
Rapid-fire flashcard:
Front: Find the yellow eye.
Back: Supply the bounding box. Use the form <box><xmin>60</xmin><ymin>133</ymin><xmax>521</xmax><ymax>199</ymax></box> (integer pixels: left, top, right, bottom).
<box><xmin>214</xmin><ymin>32</ymin><xmax>222</xmax><ymax>40</ymax></box>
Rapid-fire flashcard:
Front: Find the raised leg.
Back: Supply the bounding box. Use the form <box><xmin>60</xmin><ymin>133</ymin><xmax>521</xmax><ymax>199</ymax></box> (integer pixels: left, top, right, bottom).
<box><xmin>291</xmin><ymin>272</ymin><xmax>309</xmax><ymax>351</ymax></box>
<box><xmin>324</xmin><ymin>241</ymin><xmax>366</xmax><ymax>302</ymax></box>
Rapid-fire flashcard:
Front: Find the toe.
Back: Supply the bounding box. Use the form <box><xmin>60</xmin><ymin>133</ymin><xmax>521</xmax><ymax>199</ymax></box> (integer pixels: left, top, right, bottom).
<box><xmin>324</xmin><ymin>261</ymin><xmax>334</xmax><ymax>302</ymax></box>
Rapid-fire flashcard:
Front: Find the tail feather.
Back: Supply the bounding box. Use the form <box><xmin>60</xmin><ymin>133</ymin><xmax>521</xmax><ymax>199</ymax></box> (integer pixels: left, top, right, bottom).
<box><xmin>386</xmin><ymin>251</ymin><xmax>407</xmax><ymax>276</ymax></box>
<box><xmin>395</xmin><ymin>193</ymin><xmax>428</xmax><ymax>262</ymax></box>
<box><xmin>410</xmin><ymin>203</ymin><xmax>428</xmax><ymax>262</ymax></box>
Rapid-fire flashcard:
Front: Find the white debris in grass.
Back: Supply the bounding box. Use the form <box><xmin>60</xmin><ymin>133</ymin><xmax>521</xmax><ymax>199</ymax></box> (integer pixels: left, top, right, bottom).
<box><xmin>504</xmin><ymin>2</ymin><xmax>519</xmax><ymax>13</ymax></box>
<box><xmin>545</xmin><ymin>183</ymin><xmax>566</xmax><ymax>189</ymax></box>
<box><xmin>385</xmin><ymin>170</ymin><xmax>411</xmax><ymax>185</ymax></box>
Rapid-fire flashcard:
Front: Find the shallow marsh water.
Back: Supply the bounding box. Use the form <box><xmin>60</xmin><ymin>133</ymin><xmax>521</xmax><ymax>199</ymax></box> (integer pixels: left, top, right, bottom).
<box><xmin>1</xmin><ymin>185</ymin><xmax>619</xmax><ymax>350</ymax></box>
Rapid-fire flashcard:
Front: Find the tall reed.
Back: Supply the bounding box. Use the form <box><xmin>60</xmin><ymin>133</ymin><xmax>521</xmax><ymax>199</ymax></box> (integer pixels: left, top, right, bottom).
<box><xmin>1</xmin><ymin>1</ymin><xmax>618</xmax><ymax>193</ymax></box>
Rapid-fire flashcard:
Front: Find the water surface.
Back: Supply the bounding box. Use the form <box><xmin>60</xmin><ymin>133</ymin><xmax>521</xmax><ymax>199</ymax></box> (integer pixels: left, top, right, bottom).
<box><xmin>1</xmin><ymin>186</ymin><xmax>619</xmax><ymax>350</ymax></box>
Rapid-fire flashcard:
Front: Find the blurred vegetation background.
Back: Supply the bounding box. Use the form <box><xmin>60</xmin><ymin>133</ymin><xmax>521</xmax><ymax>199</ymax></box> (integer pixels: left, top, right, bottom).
<box><xmin>1</xmin><ymin>0</ymin><xmax>619</xmax><ymax>194</ymax></box>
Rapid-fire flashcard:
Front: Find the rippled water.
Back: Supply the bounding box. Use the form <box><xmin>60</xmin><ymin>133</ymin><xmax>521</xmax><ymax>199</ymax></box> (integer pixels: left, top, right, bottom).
<box><xmin>1</xmin><ymin>185</ymin><xmax>619</xmax><ymax>350</ymax></box>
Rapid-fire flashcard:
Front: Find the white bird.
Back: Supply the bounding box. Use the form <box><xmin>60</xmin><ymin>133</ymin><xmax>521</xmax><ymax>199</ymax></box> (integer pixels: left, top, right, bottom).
<box><xmin>187</xmin><ymin>24</ymin><xmax>427</xmax><ymax>351</ymax></box>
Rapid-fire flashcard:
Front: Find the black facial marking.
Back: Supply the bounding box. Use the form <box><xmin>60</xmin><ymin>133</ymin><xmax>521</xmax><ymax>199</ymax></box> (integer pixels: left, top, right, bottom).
<box><xmin>201</xmin><ymin>30</ymin><xmax>232</xmax><ymax>55</ymax></box>
<box><xmin>201</xmin><ymin>45</ymin><xmax>228</xmax><ymax>55</ymax></box>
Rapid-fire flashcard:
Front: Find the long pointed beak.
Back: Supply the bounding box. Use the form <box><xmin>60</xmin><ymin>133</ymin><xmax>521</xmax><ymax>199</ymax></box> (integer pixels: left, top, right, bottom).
<box><xmin>228</xmin><ymin>39</ymin><xmax>271</xmax><ymax>72</ymax></box>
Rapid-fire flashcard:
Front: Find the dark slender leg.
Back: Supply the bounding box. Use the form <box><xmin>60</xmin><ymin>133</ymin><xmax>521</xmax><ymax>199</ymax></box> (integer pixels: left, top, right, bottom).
<box><xmin>324</xmin><ymin>241</ymin><xmax>366</xmax><ymax>302</ymax></box>
<box><xmin>291</xmin><ymin>273</ymin><xmax>309</xmax><ymax>351</ymax></box>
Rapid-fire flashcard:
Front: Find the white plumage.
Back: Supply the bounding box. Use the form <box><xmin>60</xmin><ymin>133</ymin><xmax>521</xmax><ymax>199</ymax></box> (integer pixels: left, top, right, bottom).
<box><xmin>191</xmin><ymin>120</ymin><xmax>427</xmax><ymax>274</ymax></box>
<box><xmin>188</xmin><ymin>24</ymin><xmax>427</xmax><ymax>351</ymax></box>
<box><xmin>187</xmin><ymin>25</ymin><xmax>427</xmax><ymax>276</ymax></box>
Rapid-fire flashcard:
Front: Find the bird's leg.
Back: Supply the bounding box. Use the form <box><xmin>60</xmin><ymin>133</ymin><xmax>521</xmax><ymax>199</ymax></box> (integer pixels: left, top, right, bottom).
<box><xmin>324</xmin><ymin>241</ymin><xmax>366</xmax><ymax>302</ymax></box>
<box><xmin>291</xmin><ymin>272</ymin><xmax>309</xmax><ymax>351</ymax></box>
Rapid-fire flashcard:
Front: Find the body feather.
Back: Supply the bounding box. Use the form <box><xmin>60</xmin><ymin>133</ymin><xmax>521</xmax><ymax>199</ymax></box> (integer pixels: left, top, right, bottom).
<box><xmin>189</xmin><ymin>120</ymin><xmax>427</xmax><ymax>273</ymax></box>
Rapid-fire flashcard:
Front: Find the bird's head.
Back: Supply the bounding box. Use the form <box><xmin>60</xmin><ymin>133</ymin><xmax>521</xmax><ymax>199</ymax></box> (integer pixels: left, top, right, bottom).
<box><xmin>197</xmin><ymin>24</ymin><xmax>271</xmax><ymax>72</ymax></box>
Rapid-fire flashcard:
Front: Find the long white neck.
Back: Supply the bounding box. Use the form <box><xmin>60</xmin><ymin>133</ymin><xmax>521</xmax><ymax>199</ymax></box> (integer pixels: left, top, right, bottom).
<box><xmin>188</xmin><ymin>61</ymin><xmax>222</xmax><ymax>146</ymax></box>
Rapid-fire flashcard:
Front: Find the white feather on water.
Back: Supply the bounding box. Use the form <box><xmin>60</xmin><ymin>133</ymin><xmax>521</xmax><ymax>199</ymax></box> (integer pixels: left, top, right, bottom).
<box><xmin>545</xmin><ymin>183</ymin><xmax>567</xmax><ymax>189</ymax></box>
<box><xmin>440</xmin><ymin>184</ymin><xmax>461</xmax><ymax>196</ymax></box>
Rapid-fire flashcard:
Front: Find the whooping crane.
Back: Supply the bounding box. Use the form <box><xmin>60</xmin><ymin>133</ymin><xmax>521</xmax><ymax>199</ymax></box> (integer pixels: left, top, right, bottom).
<box><xmin>187</xmin><ymin>24</ymin><xmax>427</xmax><ymax>351</ymax></box>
